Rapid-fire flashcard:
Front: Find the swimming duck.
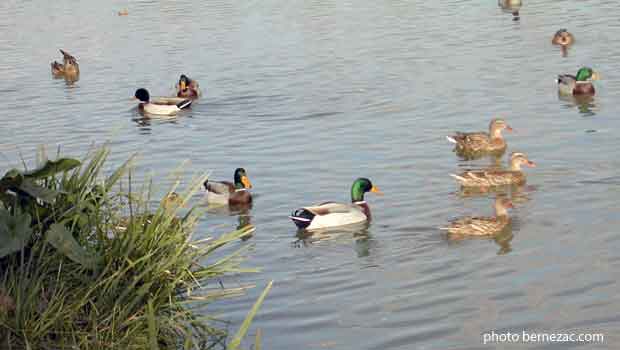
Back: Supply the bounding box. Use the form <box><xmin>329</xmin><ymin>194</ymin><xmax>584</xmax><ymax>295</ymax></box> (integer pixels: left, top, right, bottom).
<box><xmin>552</xmin><ymin>29</ymin><xmax>574</xmax><ymax>47</ymax></box>
<box><xmin>289</xmin><ymin>178</ymin><xmax>382</xmax><ymax>230</ymax></box>
<box><xmin>498</xmin><ymin>0</ymin><xmax>521</xmax><ymax>21</ymax></box>
<box><xmin>134</xmin><ymin>88</ymin><xmax>192</xmax><ymax>115</ymax></box>
<box><xmin>446</xmin><ymin>119</ymin><xmax>512</xmax><ymax>157</ymax></box>
<box><xmin>176</xmin><ymin>74</ymin><xmax>201</xmax><ymax>99</ymax></box>
<box><xmin>204</xmin><ymin>168</ymin><xmax>253</xmax><ymax>205</ymax></box>
<box><xmin>442</xmin><ymin>197</ymin><xmax>513</xmax><ymax>236</ymax></box>
<box><xmin>50</xmin><ymin>49</ymin><xmax>80</xmax><ymax>77</ymax></box>
<box><xmin>557</xmin><ymin>67</ymin><xmax>600</xmax><ymax>96</ymax></box>
<box><xmin>451</xmin><ymin>152</ymin><xmax>536</xmax><ymax>188</ymax></box>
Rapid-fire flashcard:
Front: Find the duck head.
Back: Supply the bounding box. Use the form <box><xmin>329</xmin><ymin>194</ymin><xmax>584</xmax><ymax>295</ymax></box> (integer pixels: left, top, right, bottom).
<box><xmin>351</xmin><ymin>178</ymin><xmax>382</xmax><ymax>203</ymax></box>
<box><xmin>179</xmin><ymin>74</ymin><xmax>191</xmax><ymax>91</ymax></box>
<box><xmin>509</xmin><ymin>152</ymin><xmax>536</xmax><ymax>171</ymax></box>
<box><xmin>234</xmin><ymin>168</ymin><xmax>252</xmax><ymax>190</ymax></box>
<box><xmin>134</xmin><ymin>88</ymin><xmax>150</xmax><ymax>103</ymax></box>
<box><xmin>489</xmin><ymin>118</ymin><xmax>513</xmax><ymax>138</ymax></box>
<box><xmin>575</xmin><ymin>67</ymin><xmax>600</xmax><ymax>82</ymax></box>
<box><xmin>552</xmin><ymin>29</ymin><xmax>574</xmax><ymax>46</ymax></box>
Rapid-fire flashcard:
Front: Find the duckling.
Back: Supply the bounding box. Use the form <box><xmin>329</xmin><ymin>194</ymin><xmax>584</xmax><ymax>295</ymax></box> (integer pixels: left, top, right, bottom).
<box><xmin>50</xmin><ymin>49</ymin><xmax>80</xmax><ymax>78</ymax></box>
<box><xmin>176</xmin><ymin>74</ymin><xmax>201</xmax><ymax>99</ymax></box>
<box><xmin>552</xmin><ymin>29</ymin><xmax>574</xmax><ymax>47</ymax></box>
<box><xmin>134</xmin><ymin>88</ymin><xmax>192</xmax><ymax>115</ymax></box>
<box><xmin>451</xmin><ymin>152</ymin><xmax>536</xmax><ymax>188</ymax></box>
<box><xmin>442</xmin><ymin>197</ymin><xmax>513</xmax><ymax>236</ymax></box>
<box><xmin>446</xmin><ymin>119</ymin><xmax>513</xmax><ymax>158</ymax></box>
<box><xmin>290</xmin><ymin>178</ymin><xmax>382</xmax><ymax>231</ymax></box>
<box><xmin>204</xmin><ymin>168</ymin><xmax>253</xmax><ymax>206</ymax></box>
<box><xmin>557</xmin><ymin>67</ymin><xmax>600</xmax><ymax>96</ymax></box>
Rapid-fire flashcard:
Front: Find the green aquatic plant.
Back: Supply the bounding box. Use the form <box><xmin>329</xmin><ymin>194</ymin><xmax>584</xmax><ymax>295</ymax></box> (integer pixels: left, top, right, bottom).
<box><xmin>0</xmin><ymin>146</ymin><xmax>269</xmax><ymax>349</ymax></box>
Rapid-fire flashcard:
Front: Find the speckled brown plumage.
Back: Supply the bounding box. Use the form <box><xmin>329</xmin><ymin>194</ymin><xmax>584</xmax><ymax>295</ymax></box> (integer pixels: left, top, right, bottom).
<box><xmin>447</xmin><ymin>119</ymin><xmax>512</xmax><ymax>158</ymax></box>
<box><xmin>443</xmin><ymin>198</ymin><xmax>513</xmax><ymax>236</ymax></box>
<box><xmin>451</xmin><ymin>152</ymin><xmax>535</xmax><ymax>188</ymax></box>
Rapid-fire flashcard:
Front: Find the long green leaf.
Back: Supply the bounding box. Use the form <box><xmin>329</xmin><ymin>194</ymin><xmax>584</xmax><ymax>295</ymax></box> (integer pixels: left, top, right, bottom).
<box><xmin>45</xmin><ymin>223</ymin><xmax>101</xmax><ymax>270</ymax></box>
<box><xmin>227</xmin><ymin>281</ymin><xmax>273</xmax><ymax>350</ymax></box>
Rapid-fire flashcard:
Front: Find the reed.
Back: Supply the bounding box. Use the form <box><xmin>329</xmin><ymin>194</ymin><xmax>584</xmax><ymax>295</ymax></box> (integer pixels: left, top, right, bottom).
<box><xmin>0</xmin><ymin>146</ymin><xmax>269</xmax><ymax>349</ymax></box>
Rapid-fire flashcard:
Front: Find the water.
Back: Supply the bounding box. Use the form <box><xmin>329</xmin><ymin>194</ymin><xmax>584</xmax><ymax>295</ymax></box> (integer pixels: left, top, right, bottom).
<box><xmin>1</xmin><ymin>0</ymin><xmax>619</xmax><ymax>348</ymax></box>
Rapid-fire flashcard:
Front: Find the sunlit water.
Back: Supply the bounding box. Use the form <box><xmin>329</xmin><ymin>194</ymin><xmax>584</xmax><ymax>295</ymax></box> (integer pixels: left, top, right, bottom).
<box><xmin>1</xmin><ymin>0</ymin><xmax>619</xmax><ymax>349</ymax></box>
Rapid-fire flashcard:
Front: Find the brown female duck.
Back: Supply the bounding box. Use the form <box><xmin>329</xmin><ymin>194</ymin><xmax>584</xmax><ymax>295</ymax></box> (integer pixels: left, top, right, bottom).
<box><xmin>451</xmin><ymin>152</ymin><xmax>535</xmax><ymax>188</ymax></box>
<box><xmin>442</xmin><ymin>197</ymin><xmax>513</xmax><ymax>236</ymax></box>
<box><xmin>204</xmin><ymin>168</ymin><xmax>253</xmax><ymax>206</ymax></box>
<box><xmin>50</xmin><ymin>49</ymin><xmax>80</xmax><ymax>78</ymax></box>
<box><xmin>446</xmin><ymin>119</ymin><xmax>512</xmax><ymax>157</ymax></box>
<box><xmin>552</xmin><ymin>29</ymin><xmax>575</xmax><ymax>47</ymax></box>
<box><xmin>176</xmin><ymin>74</ymin><xmax>201</xmax><ymax>99</ymax></box>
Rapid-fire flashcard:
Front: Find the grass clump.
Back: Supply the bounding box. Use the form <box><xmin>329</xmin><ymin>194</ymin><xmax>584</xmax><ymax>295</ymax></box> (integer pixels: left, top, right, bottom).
<box><xmin>0</xmin><ymin>146</ymin><xmax>269</xmax><ymax>349</ymax></box>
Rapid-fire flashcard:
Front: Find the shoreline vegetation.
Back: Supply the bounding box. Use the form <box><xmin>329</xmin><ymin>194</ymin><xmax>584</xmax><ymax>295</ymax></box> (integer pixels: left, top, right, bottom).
<box><xmin>0</xmin><ymin>146</ymin><xmax>270</xmax><ymax>349</ymax></box>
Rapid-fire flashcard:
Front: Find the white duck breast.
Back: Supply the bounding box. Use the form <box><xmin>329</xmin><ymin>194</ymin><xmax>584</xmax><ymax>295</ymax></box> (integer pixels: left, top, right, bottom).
<box><xmin>303</xmin><ymin>202</ymin><xmax>368</xmax><ymax>230</ymax></box>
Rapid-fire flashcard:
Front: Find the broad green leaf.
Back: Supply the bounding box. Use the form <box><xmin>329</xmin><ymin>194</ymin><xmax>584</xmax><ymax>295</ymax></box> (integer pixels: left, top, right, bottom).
<box><xmin>19</xmin><ymin>179</ymin><xmax>59</xmax><ymax>203</ymax></box>
<box><xmin>46</xmin><ymin>223</ymin><xmax>100</xmax><ymax>270</ymax></box>
<box><xmin>0</xmin><ymin>208</ymin><xmax>33</xmax><ymax>258</ymax></box>
<box><xmin>24</xmin><ymin>158</ymin><xmax>81</xmax><ymax>179</ymax></box>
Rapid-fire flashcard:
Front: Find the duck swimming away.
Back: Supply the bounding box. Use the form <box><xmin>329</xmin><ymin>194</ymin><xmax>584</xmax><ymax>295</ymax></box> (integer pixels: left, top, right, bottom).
<box><xmin>134</xmin><ymin>88</ymin><xmax>192</xmax><ymax>115</ymax></box>
<box><xmin>290</xmin><ymin>178</ymin><xmax>382</xmax><ymax>231</ymax></box>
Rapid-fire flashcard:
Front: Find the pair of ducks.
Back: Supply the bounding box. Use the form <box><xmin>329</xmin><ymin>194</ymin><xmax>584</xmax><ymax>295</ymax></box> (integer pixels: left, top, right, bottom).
<box><xmin>444</xmin><ymin>119</ymin><xmax>536</xmax><ymax>236</ymax></box>
<box><xmin>205</xmin><ymin>168</ymin><xmax>382</xmax><ymax>231</ymax></box>
<box><xmin>550</xmin><ymin>30</ymin><xmax>601</xmax><ymax>96</ymax></box>
<box><xmin>134</xmin><ymin>75</ymin><xmax>201</xmax><ymax>115</ymax></box>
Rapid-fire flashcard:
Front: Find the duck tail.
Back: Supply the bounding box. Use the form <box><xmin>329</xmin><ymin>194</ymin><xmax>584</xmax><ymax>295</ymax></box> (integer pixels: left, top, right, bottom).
<box><xmin>450</xmin><ymin>174</ymin><xmax>466</xmax><ymax>183</ymax></box>
<box><xmin>176</xmin><ymin>99</ymin><xmax>192</xmax><ymax>109</ymax></box>
<box><xmin>446</xmin><ymin>135</ymin><xmax>457</xmax><ymax>144</ymax></box>
<box><xmin>289</xmin><ymin>208</ymin><xmax>314</xmax><ymax>229</ymax></box>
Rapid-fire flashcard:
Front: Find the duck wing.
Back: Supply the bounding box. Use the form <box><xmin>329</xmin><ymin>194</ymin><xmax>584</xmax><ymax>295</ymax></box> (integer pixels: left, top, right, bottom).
<box><xmin>304</xmin><ymin>202</ymin><xmax>355</xmax><ymax>215</ymax></box>
<box><xmin>204</xmin><ymin>180</ymin><xmax>235</xmax><ymax>195</ymax></box>
<box><xmin>451</xmin><ymin>170</ymin><xmax>523</xmax><ymax>187</ymax></box>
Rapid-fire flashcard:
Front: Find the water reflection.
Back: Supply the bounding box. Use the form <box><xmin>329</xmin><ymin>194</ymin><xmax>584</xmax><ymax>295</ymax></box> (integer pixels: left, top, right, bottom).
<box><xmin>558</xmin><ymin>93</ymin><xmax>597</xmax><ymax>117</ymax></box>
<box><xmin>293</xmin><ymin>222</ymin><xmax>373</xmax><ymax>257</ymax></box>
<box><xmin>498</xmin><ymin>0</ymin><xmax>521</xmax><ymax>21</ymax></box>
<box><xmin>131</xmin><ymin>110</ymin><xmax>181</xmax><ymax>133</ymax></box>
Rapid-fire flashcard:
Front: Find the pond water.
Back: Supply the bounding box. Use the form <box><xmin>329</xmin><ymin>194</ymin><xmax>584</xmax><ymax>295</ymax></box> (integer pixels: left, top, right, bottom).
<box><xmin>1</xmin><ymin>0</ymin><xmax>619</xmax><ymax>349</ymax></box>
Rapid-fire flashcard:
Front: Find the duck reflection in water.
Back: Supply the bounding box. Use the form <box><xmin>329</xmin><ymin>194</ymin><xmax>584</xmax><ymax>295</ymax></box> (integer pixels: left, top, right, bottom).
<box><xmin>443</xmin><ymin>197</ymin><xmax>516</xmax><ymax>255</ymax></box>
<box><xmin>558</xmin><ymin>93</ymin><xmax>597</xmax><ymax>117</ymax></box>
<box><xmin>293</xmin><ymin>221</ymin><xmax>373</xmax><ymax>258</ymax></box>
<box><xmin>207</xmin><ymin>202</ymin><xmax>255</xmax><ymax>241</ymax></box>
<box><xmin>498</xmin><ymin>0</ymin><xmax>521</xmax><ymax>21</ymax></box>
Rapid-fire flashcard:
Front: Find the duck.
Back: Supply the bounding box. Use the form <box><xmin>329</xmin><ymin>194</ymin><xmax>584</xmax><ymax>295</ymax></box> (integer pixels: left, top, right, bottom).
<box><xmin>552</xmin><ymin>29</ymin><xmax>574</xmax><ymax>47</ymax></box>
<box><xmin>557</xmin><ymin>67</ymin><xmax>600</xmax><ymax>96</ymax></box>
<box><xmin>441</xmin><ymin>197</ymin><xmax>513</xmax><ymax>236</ymax></box>
<box><xmin>289</xmin><ymin>178</ymin><xmax>382</xmax><ymax>231</ymax></box>
<box><xmin>176</xmin><ymin>74</ymin><xmax>201</xmax><ymax>99</ymax></box>
<box><xmin>446</xmin><ymin>118</ymin><xmax>513</xmax><ymax>158</ymax></box>
<box><xmin>204</xmin><ymin>168</ymin><xmax>253</xmax><ymax>205</ymax></box>
<box><xmin>498</xmin><ymin>0</ymin><xmax>521</xmax><ymax>21</ymax></box>
<box><xmin>50</xmin><ymin>49</ymin><xmax>80</xmax><ymax>77</ymax></box>
<box><xmin>450</xmin><ymin>152</ymin><xmax>536</xmax><ymax>188</ymax></box>
<box><xmin>134</xmin><ymin>88</ymin><xmax>192</xmax><ymax>115</ymax></box>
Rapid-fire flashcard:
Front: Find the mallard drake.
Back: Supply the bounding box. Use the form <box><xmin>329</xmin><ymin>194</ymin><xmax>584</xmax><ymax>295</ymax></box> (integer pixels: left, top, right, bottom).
<box><xmin>289</xmin><ymin>178</ymin><xmax>382</xmax><ymax>230</ymax></box>
<box><xmin>557</xmin><ymin>67</ymin><xmax>600</xmax><ymax>96</ymax></box>
<box><xmin>50</xmin><ymin>49</ymin><xmax>80</xmax><ymax>77</ymax></box>
<box><xmin>204</xmin><ymin>168</ymin><xmax>253</xmax><ymax>205</ymax></box>
<box><xmin>446</xmin><ymin>119</ymin><xmax>512</xmax><ymax>157</ymax></box>
<box><xmin>552</xmin><ymin>29</ymin><xmax>574</xmax><ymax>46</ymax></box>
<box><xmin>442</xmin><ymin>197</ymin><xmax>513</xmax><ymax>236</ymax></box>
<box><xmin>134</xmin><ymin>88</ymin><xmax>192</xmax><ymax>115</ymax></box>
<box><xmin>176</xmin><ymin>74</ymin><xmax>200</xmax><ymax>99</ymax></box>
<box><xmin>451</xmin><ymin>152</ymin><xmax>536</xmax><ymax>188</ymax></box>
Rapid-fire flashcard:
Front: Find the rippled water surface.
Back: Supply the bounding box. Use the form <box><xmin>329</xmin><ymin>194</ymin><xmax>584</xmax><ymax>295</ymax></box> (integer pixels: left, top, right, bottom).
<box><xmin>1</xmin><ymin>0</ymin><xmax>620</xmax><ymax>348</ymax></box>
